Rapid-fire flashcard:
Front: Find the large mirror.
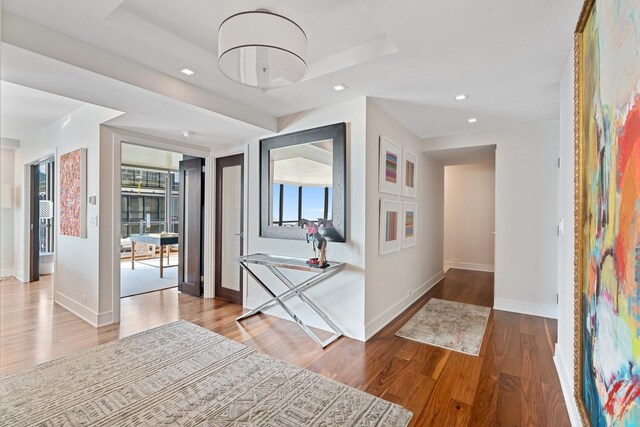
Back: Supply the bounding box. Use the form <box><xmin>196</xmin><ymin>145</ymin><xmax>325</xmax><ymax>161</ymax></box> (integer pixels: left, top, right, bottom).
<box><xmin>260</xmin><ymin>122</ymin><xmax>346</xmax><ymax>242</ymax></box>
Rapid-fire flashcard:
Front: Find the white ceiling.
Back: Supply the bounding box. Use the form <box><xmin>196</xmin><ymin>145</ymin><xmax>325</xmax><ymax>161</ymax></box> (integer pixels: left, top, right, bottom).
<box><xmin>0</xmin><ymin>81</ymin><xmax>84</xmax><ymax>140</ymax></box>
<box><xmin>0</xmin><ymin>44</ymin><xmax>269</xmax><ymax>146</ymax></box>
<box><xmin>0</xmin><ymin>0</ymin><xmax>583</xmax><ymax>141</ymax></box>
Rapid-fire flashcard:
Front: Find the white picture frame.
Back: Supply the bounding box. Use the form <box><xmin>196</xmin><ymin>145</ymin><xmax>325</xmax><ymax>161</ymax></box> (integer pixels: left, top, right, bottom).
<box><xmin>379</xmin><ymin>198</ymin><xmax>402</xmax><ymax>255</ymax></box>
<box><xmin>379</xmin><ymin>136</ymin><xmax>402</xmax><ymax>195</ymax></box>
<box><xmin>402</xmin><ymin>149</ymin><xmax>417</xmax><ymax>198</ymax></box>
<box><xmin>402</xmin><ymin>201</ymin><xmax>417</xmax><ymax>248</ymax></box>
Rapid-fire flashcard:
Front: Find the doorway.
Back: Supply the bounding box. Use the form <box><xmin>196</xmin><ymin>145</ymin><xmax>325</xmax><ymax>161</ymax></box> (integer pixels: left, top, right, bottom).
<box><xmin>214</xmin><ymin>153</ymin><xmax>244</xmax><ymax>304</ymax></box>
<box><xmin>119</xmin><ymin>143</ymin><xmax>205</xmax><ymax>298</ymax></box>
<box><xmin>29</xmin><ymin>158</ymin><xmax>55</xmax><ymax>282</ymax></box>
<box><xmin>443</xmin><ymin>162</ymin><xmax>495</xmax><ymax>273</ymax></box>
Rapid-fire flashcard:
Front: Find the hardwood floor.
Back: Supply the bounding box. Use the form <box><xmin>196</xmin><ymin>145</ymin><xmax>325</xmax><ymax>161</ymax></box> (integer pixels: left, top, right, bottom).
<box><xmin>0</xmin><ymin>269</ymin><xmax>570</xmax><ymax>426</ymax></box>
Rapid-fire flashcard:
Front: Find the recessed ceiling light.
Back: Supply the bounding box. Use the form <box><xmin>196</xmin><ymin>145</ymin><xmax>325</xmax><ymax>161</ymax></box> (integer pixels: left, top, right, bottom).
<box><xmin>454</xmin><ymin>94</ymin><xmax>468</xmax><ymax>101</ymax></box>
<box><xmin>180</xmin><ymin>68</ymin><xmax>195</xmax><ymax>76</ymax></box>
<box><xmin>468</xmin><ymin>118</ymin><xmax>478</xmax><ymax>123</ymax></box>
<box><xmin>333</xmin><ymin>84</ymin><xmax>348</xmax><ymax>91</ymax></box>
<box><xmin>182</xmin><ymin>131</ymin><xmax>195</xmax><ymax>138</ymax></box>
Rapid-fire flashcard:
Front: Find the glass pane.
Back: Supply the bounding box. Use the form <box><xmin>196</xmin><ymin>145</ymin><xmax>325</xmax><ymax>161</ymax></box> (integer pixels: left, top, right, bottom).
<box><xmin>159</xmin><ymin>196</ymin><xmax>165</xmax><ymax>222</ymax></box>
<box><xmin>129</xmin><ymin>196</ymin><xmax>143</xmax><ymax>221</ymax></box>
<box><xmin>121</xmin><ymin>196</ymin><xmax>128</xmax><ymax>222</ymax></box>
<box><xmin>272</xmin><ymin>183</ymin><xmax>280</xmax><ymax>224</ymax></box>
<box><xmin>221</xmin><ymin>165</ymin><xmax>241</xmax><ymax>292</ymax></box>
<box><xmin>171</xmin><ymin>196</ymin><xmax>179</xmax><ymax>223</ymax></box>
<box><xmin>145</xmin><ymin>197</ymin><xmax>160</xmax><ymax>221</ymax></box>
<box><xmin>302</xmin><ymin>186</ymin><xmax>325</xmax><ymax>222</ymax></box>
<box><xmin>281</xmin><ymin>184</ymin><xmax>298</xmax><ymax>226</ymax></box>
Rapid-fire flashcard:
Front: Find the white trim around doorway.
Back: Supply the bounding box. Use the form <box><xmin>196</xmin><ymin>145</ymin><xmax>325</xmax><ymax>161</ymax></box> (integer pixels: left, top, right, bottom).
<box><xmin>104</xmin><ymin>127</ymin><xmax>213</xmax><ymax>325</ymax></box>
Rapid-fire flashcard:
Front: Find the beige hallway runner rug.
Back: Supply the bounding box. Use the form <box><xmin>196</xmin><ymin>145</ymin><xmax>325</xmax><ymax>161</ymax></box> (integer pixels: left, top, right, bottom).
<box><xmin>0</xmin><ymin>320</ymin><xmax>412</xmax><ymax>426</ymax></box>
<box><xmin>395</xmin><ymin>298</ymin><xmax>491</xmax><ymax>356</ymax></box>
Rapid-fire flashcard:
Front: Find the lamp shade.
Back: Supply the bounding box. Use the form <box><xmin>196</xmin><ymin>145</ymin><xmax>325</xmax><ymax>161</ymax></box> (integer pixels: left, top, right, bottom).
<box><xmin>218</xmin><ymin>11</ymin><xmax>307</xmax><ymax>89</ymax></box>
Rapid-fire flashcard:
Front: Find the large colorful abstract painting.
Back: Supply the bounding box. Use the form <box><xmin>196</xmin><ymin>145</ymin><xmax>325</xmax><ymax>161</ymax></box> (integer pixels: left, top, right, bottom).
<box><xmin>59</xmin><ymin>148</ymin><xmax>87</xmax><ymax>238</ymax></box>
<box><xmin>575</xmin><ymin>0</ymin><xmax>640</xmax><ymax>425</ymax></box>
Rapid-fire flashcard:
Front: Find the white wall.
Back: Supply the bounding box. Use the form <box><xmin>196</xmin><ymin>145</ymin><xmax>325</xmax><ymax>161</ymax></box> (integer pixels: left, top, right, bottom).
<box><xmin>423</xmin><ymin>121</ymin><xmax>560</xmax><ymax>319</ymax></box>
<box><xmin>364</xmin><ymin>99</ymin><xmax>444</xmax><ymax>338</ymax></box>
<box><xmin>240</xmin><ymin>97</ymin><xmax>446</xmax><ymax>341</ymax></box>
<box><xmin>554</xmin><ymin>48</ymin><xmax>581</xmax><ymax>426</ymax></box>
<box><xmin>244</xmin><ymin>97</ymin><xmax>368</xmax><ymax>340</ymax></box>
<box><xmin>15</xmin><ymin>104</ymin><xmax>122</xmax><ymax>326</ymax></box>
<box><xmin>444</xmin><ymin>163</ymin><xmax>495</xmax><ymax>272</ymax></box>
<box><xmin>1</xmin><ymin>141</ymin><xmax>17</xmax><ymax>276</ymax></box>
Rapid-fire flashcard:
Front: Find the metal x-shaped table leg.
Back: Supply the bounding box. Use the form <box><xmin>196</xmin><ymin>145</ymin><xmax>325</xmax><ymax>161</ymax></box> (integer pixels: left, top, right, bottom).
<box><xmin>236</xmin><ymin>261</ymin><xmax>343</xmax><ymax>348</ymax></box>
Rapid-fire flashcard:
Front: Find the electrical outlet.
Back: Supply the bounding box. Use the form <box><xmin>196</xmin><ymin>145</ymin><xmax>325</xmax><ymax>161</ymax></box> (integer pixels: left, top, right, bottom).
<box><xmin>82</xmin><ymin>295</ymin><xmax>87</xmax><ymax>304</ymax></box>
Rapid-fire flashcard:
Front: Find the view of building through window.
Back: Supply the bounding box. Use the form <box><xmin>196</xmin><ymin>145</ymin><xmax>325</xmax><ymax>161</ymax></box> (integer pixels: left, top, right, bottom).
<box><xmin>38</xmin><ymin>159</ymin><xmax>54</xmax><ymax>254</ymax></box>
<box><xmin>121</xmin><ymin>167</ymin><xmax>179</xmax><ymax>238</ymax></box>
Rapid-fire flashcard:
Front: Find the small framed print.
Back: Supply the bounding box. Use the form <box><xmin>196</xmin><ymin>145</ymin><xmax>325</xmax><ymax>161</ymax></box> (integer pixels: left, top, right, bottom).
<box><xmin>402</xmin><ymin>202</ymin><xmax>417</xmax><ymax>248</ymax></box>
<box><xmin>379</xmin><ymin>136</ymin><xmax>402</xmax><ymax>195</ymax></box>
<box><xmin>403</xmin><ymin>149</ymin><xmax>417</xmax><ymax>198</ymax></box>
<box><xmin>379</xmin><ymin>198</ymin><xmax>402</xmax><ymax>255</ymax></box>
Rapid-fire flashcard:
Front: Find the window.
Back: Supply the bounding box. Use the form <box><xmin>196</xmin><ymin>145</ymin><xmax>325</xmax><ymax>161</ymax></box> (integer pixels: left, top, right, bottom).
<box><xmin>38</xmin><ymin>160</ymin><xmax>55</xmax><ymax>254</ymax></box>
<box><xmin>120</xmin><ymin>167</ymin><xmax>180</xmax><ymax>239</ymax></box>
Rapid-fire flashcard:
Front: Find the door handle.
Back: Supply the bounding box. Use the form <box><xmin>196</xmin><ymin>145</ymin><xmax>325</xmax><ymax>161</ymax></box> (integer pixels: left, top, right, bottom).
<box><xmin>234</xmin><ymin>232</ymin><xmax>244</xmax><ymax>237</ymax></box>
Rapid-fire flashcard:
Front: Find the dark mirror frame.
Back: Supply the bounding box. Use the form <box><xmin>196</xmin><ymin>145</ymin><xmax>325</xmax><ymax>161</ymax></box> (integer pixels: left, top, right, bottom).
<box><xmin>260</xmin><ymin>122</ymin><xmax>346</xmax><ymax>242</ymax></box>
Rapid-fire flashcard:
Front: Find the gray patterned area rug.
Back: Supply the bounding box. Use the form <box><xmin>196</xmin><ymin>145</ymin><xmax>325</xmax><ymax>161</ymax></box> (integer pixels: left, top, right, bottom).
<box><xmin>1</xmin><ymin>321</ymin><xmax>412</xmax><ymax>426</ymax></box>
<box><xmin>395</xmin><ymin>298</ymin><xmax>491</xmax><ymax>356</ymax></box>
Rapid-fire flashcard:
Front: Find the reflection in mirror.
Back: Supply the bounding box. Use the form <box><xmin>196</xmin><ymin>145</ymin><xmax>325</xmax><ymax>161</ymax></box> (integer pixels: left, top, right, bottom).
<box><xmin>270</xmin><ymin>140</ymin><xmax>333</xmax><ymax>228</ymax></box>
<box><xmin>260</xmin><ymin>122</ymin><xmax>346</xmax><ymax>242</ymax></box>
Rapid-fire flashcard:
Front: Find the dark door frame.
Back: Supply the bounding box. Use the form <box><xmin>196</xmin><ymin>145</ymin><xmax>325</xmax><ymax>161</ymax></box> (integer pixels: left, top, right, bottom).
<box><xmin>214</xmin><ymin>153</ymin><xmax>244</xmax><ymax>304</ymax></box>
<box><xmin>178</xmin><ymin>157</ymin><xmax>205</xmax><ymax>297</ymax></box>
<box><xmin>29</xmin><ymin>164</ymin><xmax>40</xmax><ymax>282</ymax></box>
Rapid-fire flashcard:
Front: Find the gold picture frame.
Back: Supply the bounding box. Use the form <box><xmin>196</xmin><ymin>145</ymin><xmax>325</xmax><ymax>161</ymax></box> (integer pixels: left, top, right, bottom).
<box><xmin>574</xmin><ymin>0</ymin><xmax>640</xmax><ymax>425</ymax></box>
<box><xmin>573</xmin><ymin>4</ymin><xmax>591</xmax><ymax>425</ymax></box>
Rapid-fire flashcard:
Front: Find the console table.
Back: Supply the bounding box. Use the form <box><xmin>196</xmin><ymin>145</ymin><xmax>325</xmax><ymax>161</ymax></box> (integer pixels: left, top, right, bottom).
<box><xmin>130</xmin><ymin>233</ymin><xmax>179</xmax><ymax>278</ymax></box>
<box><xmin>236</xmin><ymin>253</ymin><xmax>346</xmax><ymax>348</ymax></box>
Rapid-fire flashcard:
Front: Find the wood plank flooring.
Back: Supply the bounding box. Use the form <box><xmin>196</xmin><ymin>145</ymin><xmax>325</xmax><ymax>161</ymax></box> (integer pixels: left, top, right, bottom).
<box><xmin>0</xmin><ymin>269</ymin><xmax>570</xmax><ymax>426</ymax></box>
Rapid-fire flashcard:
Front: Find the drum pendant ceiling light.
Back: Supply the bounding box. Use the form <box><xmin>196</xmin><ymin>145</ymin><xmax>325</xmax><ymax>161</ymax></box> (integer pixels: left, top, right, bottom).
<box><xmin>218</xmin><ymin>10</ymin><xmax>307</xmax><ymax>89</ymax></box>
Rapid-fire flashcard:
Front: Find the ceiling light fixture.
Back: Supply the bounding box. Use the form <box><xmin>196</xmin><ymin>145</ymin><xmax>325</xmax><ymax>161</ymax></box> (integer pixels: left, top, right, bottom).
<box><xmin>333</xmin><ymin>84</ymin><xmax>348</xmax><ymax>91</ymax></box>
<box><xmin>180</xmin><ymin>68</ymin><xmax>195</xmax><ymax>76</ymax></box>
<box><xmin>218</xmin><ymin>10</ymin><xmax>307</xmax><ymax>89</ymax></box>
<box><xmin>454</xmin><ymin>94</ymin><xmax>468</xmax><ymax>101</ymax></box>
<box><xmin>468</xmin><ymin>118</ymin><xmax>478</xmax><ymax>123</ymax></box>
<box><xmin>182</xmin><ymin>131</ymin><xmax>195</xmax><ymax>138</ymax></box>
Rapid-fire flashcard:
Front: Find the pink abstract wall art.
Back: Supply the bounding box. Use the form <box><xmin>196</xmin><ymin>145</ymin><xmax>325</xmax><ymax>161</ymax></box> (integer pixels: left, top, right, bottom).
<box><xmin>59</xmin><ymin>148</ymin><xmax>87</xmax><ymax>238</ymax></box>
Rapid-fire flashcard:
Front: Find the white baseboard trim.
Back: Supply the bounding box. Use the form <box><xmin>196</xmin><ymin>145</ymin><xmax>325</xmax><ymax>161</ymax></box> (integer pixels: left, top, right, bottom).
<box><xmin>493</xmin><ymin>297</ymin><xmax>557</xmax><ymax>319</ymax></box>
<box><xmin>443</xmin><ymin>260</ymin><xmax>494</xmax><ymax>273</ymax></box>
<box><xmin>13</xmin><ymin>269</ymin><xmax>25</xmax><ymax>282</ymax></box>
<box><xmin>54</xmin><ymin>292</ymin><xmax>114</xmax><ymax>328</ymax></box>
<box><xmin>364</xmin><ymin>270</ymin><xmax>445</xmax><ymax>340</ymax></box>
<box><xmin>0</xmin><ymin>267</ymin><xmax>14</xmax><ymax>277</ymax></box>
<box><xmin>97</xmin><ymin>311</ymin><xmax>114</xmax><ymax>327</ymax></box>
<box><xmin>554</xmin><ymin>344</ymin><xmax>581</xmax><ymax>426</ymax></box>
